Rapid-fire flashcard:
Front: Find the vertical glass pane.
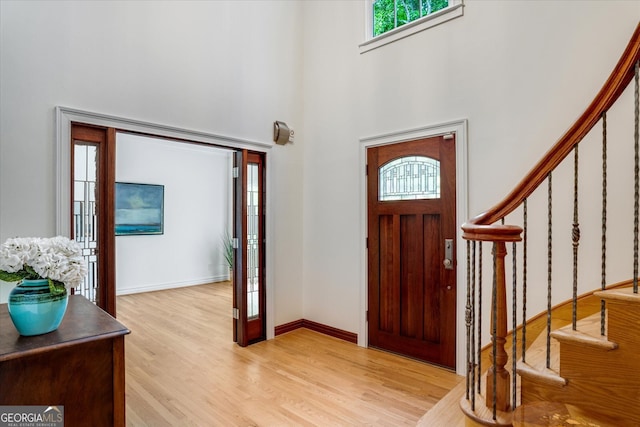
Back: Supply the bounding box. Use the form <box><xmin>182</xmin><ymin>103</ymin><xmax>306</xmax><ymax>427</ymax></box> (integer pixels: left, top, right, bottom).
<box><xmin>73</xmin><ymin>143</ymin><xmax>98</xmax><ymax>303</ymax></box>
<box><xmin>379</xmin><ymin>156</ymin><xmax>440</xmax><ymax>201</ymax></box>
<box><xmin>247</xmin><ymin>163</ymin><xmax>260</xmax><ymax>319</ymax></box>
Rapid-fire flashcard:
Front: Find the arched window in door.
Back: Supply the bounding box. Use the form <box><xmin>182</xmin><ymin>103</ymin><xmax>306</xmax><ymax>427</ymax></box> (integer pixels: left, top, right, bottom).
<box><xmin>379</xmin><ymin>156</ymin><xmax>440</xmax><ymax>201</ymax></box>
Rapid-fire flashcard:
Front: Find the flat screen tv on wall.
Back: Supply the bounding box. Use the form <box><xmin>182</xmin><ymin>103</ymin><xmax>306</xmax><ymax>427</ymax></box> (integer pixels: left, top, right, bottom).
<box><xmin>115</xmin><ymin>182</ymin><xmax>164</xmax><ymax>236</ymax></box>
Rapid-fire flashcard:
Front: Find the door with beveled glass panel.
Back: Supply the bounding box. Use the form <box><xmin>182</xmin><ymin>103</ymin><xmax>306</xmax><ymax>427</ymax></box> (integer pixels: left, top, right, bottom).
<box><xmin>70</xmin><ymin>124</ymin><xmax>116</xmax><ymax>315</ymax></box>
<box><xmin>233</xmin><ymin>150</ymin><xmax>266</xmax><ymax>346</ymax></box>
<box><xmin>367</xmin><ymin>136</ymin><xmax>456</xmax><ymax>369</ymax></box>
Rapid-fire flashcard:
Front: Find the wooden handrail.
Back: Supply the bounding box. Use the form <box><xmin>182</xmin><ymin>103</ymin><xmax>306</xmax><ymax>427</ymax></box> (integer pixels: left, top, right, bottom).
<box><xmin>461</xmin><ymin>224</ymin><xmax>522</xmax><ymax>242</ymax></box>
<box><xmin>460</xmin><ymin>22</ymin><xmax>640</xmax><ymax>423</ymax></box>
<box><xmin>468</xmin><ymin>22</ymin><xmax>640</xmax><ymax>228</ymax></box>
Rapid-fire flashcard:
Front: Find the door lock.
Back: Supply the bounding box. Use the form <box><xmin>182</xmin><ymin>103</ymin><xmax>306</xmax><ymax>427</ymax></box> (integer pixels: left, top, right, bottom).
<box><xmin>443</xmin><ymin>239</ymin><xmax>453</xmax><ymax>270</ymax></box>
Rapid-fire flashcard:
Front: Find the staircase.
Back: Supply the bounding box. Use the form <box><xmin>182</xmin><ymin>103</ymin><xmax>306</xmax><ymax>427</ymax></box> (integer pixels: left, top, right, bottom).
<box><xmin>517</xmin><ymin>287</ymin><xmax>640</xmax><ymax>426</ymax></box>
<box><xmin>458</xmin><ymin>22</ymin><xmax>640</xmax><ymax>426</ymax></box>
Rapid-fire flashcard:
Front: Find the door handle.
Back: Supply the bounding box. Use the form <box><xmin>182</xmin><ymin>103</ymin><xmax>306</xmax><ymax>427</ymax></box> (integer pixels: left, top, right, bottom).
<box><xmin>443</xmin><ymin>238</ymin><xmax>453</xmax><ymax>270</ymax></box>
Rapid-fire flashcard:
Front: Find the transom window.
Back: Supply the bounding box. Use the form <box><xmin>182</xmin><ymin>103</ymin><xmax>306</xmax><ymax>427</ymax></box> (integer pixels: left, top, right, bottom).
<box><xmin>379</xmin><ymin>156</ymin><xmax>440</xmax><ymax>201</ymax></box>
<box><xmin>373</xmin><ymin>0</ymin><xmax>449</xmax><ymax>37</ymax></box>
<box><xmin>360</xmin><ymin>0</ymin><xmax>463</xmax><ymax>53</ymax></box>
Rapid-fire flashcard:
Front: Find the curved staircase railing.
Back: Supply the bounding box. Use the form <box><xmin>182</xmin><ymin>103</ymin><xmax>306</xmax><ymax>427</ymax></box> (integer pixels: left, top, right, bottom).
<box><xmin>460</xmin><ymin>22</ymin><xmax>640</xmax><ymax>426</ymax></box>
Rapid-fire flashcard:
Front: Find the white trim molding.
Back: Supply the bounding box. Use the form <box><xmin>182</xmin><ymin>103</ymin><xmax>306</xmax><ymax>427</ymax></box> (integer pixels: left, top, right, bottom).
<box><xmin>359</xmin><ymin>119</ymin><xmax>468</xmax><ymax>375</ymax></box>
<box><xmin>55</xmin><ymin>107</ymin><xmax>272</xmax><ymax>236</ymax></box>
<box><xmin>115</xmin><ymin>276</ymin><xmax>229</xmax><ymax>296</ymax></box>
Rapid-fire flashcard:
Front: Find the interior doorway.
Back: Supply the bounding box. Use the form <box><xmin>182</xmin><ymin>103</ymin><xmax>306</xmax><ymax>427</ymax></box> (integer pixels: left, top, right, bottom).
<box><xmin>61</xmin><ymin>111</ymin><xmax>270</xmax><ymax>346</ymax></box>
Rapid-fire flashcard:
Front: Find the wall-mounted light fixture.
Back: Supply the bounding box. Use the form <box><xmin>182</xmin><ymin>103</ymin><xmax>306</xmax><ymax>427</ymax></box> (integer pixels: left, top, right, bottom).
<box><xmin>273</xmin><ymin>121</ymin><xmax>294</xmax><ymax>145</ymax></box>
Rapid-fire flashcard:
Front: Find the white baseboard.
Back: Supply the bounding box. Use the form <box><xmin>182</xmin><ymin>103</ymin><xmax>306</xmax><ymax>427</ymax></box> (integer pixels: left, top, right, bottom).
<box><xmin>116</xmin><ymin>275</ymin><xmax>230</xmax><ymax>296</ymax></box>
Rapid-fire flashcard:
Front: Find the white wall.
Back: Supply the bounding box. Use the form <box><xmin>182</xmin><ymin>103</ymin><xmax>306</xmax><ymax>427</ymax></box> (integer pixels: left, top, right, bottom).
<box><xmin>300</xmin><ymin>0</ymin><xmax>364</xmax><ymax>337</ymax></box>
<box><xmin>1</xmin><ymin>0</ymin><xmax>639</xmax><ymax>374</ymax></box>
<box><xmin>115</xmin><ymin>133</ymin><xmax>230</xmax><ymax>295</ymax></box>
<box><xmin>0</xmin><ymin>0</ymin><xmax>305</xmax><ymax>326</ymax></box>
<box><xmin>301</xmin><ymin>0</ymin><xmax>639</xmax><ymax>371</ymax></box>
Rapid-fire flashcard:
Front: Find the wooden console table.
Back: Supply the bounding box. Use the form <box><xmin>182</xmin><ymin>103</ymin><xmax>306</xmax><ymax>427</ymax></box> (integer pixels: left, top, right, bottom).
<box><xmin>0</xmin><ymin>295</ymin><xmax>130</xmax><ymax>426</ymax></box>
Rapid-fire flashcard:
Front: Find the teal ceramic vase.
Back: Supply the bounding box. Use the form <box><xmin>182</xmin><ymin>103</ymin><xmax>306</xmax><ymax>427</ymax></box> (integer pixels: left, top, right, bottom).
<box><xmin>7</xmin><ymin>279</ymin><xmax>69</xmax><ymax>336</ymax></box>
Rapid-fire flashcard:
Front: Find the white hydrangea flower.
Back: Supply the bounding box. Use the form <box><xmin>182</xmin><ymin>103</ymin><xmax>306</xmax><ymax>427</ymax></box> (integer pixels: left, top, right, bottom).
<box><xmin>0</xmin><ymin>236</ymin><xmax>87</xmax><ymax>289</ymax></box>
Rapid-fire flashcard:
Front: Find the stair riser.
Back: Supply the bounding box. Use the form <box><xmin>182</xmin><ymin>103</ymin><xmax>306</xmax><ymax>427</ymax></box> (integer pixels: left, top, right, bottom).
<box><xmin>559</xmin><ymin>342</ymin><xmax>639</xmax><ymax>379</ymax></box>
<box><xmin>519</xmin><ymin>376</ymin><xmax>566</xmax><ymax>406</ymax></box>
<box><xmin>520</xmin><ymin>375</ymin><xmax>639</xmax><ymax>425</ymax></box>
<box><xmin>519</xmin><ymin>290</ymin><xmax>640</xmax><ymax>425</ymax></box>
<box><xmin>605</xmin><ymin>300</ymin><xmax>640</xmax><ymax>346</ymax></box>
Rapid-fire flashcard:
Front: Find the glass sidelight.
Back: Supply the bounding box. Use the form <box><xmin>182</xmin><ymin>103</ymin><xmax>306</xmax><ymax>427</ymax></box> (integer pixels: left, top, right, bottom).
<box><xmin>233</xmin><ymin>150</ymin><xmax>265</xmax><ymax>346</ymax></box>
<box><xmin>72</xmin><ymin>143</ymin><xmax>99</xmax><ymax>303</ymax></box>
<box><xmin>69</xmin><ymin>123</ymin><xmax>115</xmax><ymax>316</ymax></box>
<box><xmin>247</xmin><ymin>162</ymin><xmax>260</xmax><ymax>319</ymax></box>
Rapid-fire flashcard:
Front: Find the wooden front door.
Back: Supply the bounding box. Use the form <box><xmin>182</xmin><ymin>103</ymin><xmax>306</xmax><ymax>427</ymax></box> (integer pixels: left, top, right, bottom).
<box><xmin>367</xmin><ymin>135</ymin><xmax>456</xmax><ymax>369</ymax></box>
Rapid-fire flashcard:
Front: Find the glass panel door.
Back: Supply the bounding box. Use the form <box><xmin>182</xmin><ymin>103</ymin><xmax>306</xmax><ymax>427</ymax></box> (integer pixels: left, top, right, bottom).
<box><xmin>73</xmin><ymin>144</ymin><xmax>99</xmax><ymax>303</ymax></box>
<box><xmin>247</xmin><ymin>162</ymin><xmax>260</xmax><ymax>319</ymax></box>
<box><xmin>233</xmin><ymin>150</ymin><xmax>265</xmax><ymax>346</ymax></box>
<box><xmin>70</xmin><ymin>123</ymin><xmax>116</xmax><ymax>316</ymax></box>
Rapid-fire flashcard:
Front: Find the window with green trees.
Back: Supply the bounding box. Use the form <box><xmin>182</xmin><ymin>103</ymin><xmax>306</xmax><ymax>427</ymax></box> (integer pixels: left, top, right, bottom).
<box><xmin>373</xmin><ymin>0</ymin><xmax>449</xmax><ymax>37</ymax></box>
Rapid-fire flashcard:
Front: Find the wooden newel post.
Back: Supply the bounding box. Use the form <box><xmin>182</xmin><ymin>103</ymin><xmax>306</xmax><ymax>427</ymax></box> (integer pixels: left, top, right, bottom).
<box><xmin>487</xmin><ymin>241</ymin><xmax>510</xmax><ymax>412</ymax></box>
<box><xmin>461</xmin><ymin>223</ymin><xmax>521</xmax><ymax>418</ymax></box>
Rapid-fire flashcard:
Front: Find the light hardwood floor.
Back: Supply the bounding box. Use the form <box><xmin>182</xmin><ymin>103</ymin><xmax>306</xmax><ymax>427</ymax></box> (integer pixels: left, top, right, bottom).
<box><xmin>117</xmin><ymin>282</ymin><xmax>463</xmax><ymax>426</ymax></box>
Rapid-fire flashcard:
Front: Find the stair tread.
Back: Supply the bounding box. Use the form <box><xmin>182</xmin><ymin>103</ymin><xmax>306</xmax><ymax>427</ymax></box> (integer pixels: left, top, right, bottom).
<box><xmin>522</xmin><ymin>335</ymin><xmax>559</xmax><ymax>369</ymax></box>
<box><xmin>548</xmin><ymin>310</ymin><xmax>617</xmax><ymax>350</ymax></box>
<box><xmin>516</xmin><ymin>361</ymin><xmax>567</xmax><ymax>387</ymax></box>
<box><xmin>517</xmin><ymin>312</ymin><xmax>613</xmax><ymax>376</ymax></box>
<box><xmin>417</xmin><ymin>380</ymin><xmax>466</xmax><ymax>427</ymax></box>
<box><xmin>594</xmin><ymin>287</ymin><xmax>640</xmax><ymax>303</ymax></box>
<box><xmin>460</xmin><ymin>393</ymin><xmax>513</xmax><ymax>427</ymax></box>
<box><xmin>551</xmin><ymin>328</ymin><xmax>618</xmax><ymax>350</ymax></box>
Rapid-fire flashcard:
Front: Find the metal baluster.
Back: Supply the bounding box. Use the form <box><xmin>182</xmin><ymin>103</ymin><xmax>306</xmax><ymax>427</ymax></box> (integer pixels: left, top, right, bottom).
<box><xmin>572</xmin><ymin>146</ymin><xmax>580</xmax><ymax>331</ymax></box>
<box><xmin>477</xmin><ymin>242</ymin><xmax>483</xmax><ymax>394</ymax></box>
<box><xmin>547</xmin><ymin>172</ymin><xmax>553</xmax><ymax>369</ymax></box>
<box><xmin>601</xmin><ymin>112</ymin><xmax>607</xmax><ymax>336</ymax></box>
<box><xmin>512</xmin><ymin>242</ymin><xmax>517</xmax><ymax>410</ymax></box>
<box><xmin>471</xmin><ymin>241</ymin><xmax>476</xmax><ymax>410</ymax></box>
<box><xmin>465</xmin><ymin>240</ymin><xmax>472</xmax><ymax>401</ymax></box>
<box><xmin>635</xmin><ymin>60</ymin><xmax>639</xmax><ymax>295</ymax></box>
<box><xmin>522</xmin><ymin>199</ymin><xmax>528</xmax><ymax>362</ymax></box>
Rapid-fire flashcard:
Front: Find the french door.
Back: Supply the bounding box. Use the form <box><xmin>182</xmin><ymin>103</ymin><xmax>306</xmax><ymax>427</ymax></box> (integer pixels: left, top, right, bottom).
<box><xmin>69</xmin><ymin>124</ymin><xmax>267</xmax><ymax>346</ymax></box>
<box><xmin>367</xmin><ymin>135</ymin><xmax>457</xmax><ymax>369</ymax></box>
<box><xmin>233</xmin><ymin>150</ymin><xmax>266</xmax><ymax>346</ymax></box>
<box><xmin>70</xmin><ymin>123</ymin><xmax>116</xmax><ymax>316</ymax></box>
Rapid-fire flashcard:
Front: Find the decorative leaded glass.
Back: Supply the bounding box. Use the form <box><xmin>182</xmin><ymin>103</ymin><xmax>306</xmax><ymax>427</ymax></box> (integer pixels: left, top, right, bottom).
<box><xmin>73</xmin><ymin>144</ymin><xmax>98</xmax><ymax>303</ymax></box>
<box><xmin>379</xmin><ymin>156</ymin><xmax>440</xmax><ymax>201</ymax></box>
<box><xmin>247</xmin><ymin>162</ymin><xmax>260</xmax><ymax>320</ymax></box>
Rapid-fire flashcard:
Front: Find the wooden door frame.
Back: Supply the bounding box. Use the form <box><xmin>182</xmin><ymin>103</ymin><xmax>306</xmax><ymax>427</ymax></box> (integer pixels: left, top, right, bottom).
<box><xmin>55</xmin><ymin>107</ymin><xmax>275</xmax><ymax>340</ymax></box>
<box><xmin>359</xmin><ymin>119</ymin><xmax>468</xmax><ymax>375</ymax></box>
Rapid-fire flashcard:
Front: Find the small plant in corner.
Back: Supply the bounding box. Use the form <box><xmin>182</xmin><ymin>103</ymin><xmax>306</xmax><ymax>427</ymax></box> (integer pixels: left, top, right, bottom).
<box><xmin>222</xmin><ymin>230</ymin><xmax>234</xmax><ymax>273</ymax></box>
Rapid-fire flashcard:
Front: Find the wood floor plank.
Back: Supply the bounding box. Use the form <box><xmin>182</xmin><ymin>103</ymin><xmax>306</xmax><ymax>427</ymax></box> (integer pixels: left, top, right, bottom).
<box><xmin>117</xmin><ymin>282</ymin><xmax>463</xmax><ymax>426</ymax></box>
